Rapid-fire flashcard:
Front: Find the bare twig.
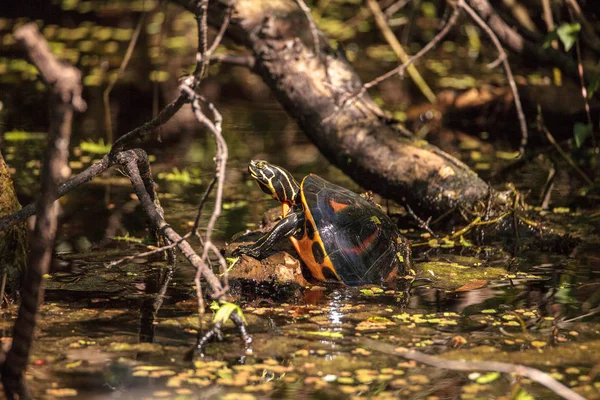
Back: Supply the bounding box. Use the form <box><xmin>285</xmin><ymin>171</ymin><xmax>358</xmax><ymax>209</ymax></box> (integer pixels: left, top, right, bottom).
<box><xmin>541</xmin><ymin>0</ymin><xmax>561</xmax><ymax>86</ymax></box>
<box><xmin>111</xmin><ymin>94</ymin><xmax>187</xmax><ymax>153</ymax></box>
<box><xmin>116</xmin><ymin>150</ymin><xmax>226</xmax><ymax>296</ymax></box>
<box><xmin>384</xmin><ymin>0</ymin><xmax>412</xmax><ymax>18</ymax></box>
<box><xmin>206</xmin><ymin>6</ymin><xmax>233</xmax><ymax>58</ymax></box>
<box><xmin>539</xmin><ymin>162</ymin><xmax>556</xmax><ymax>210</ymax></box>
<box><xmin>537</xmin><ymin>114</ymin><xmax>594</xmax><ymax>186</ymax></box>
<box><xmin>0</xmin><ymin>156</ymin><xmax>111</xmax><ymax>232</ymax></box>
<box><xmin>568</xmin><ymin>5</ymin><xmax>596</xmax><ymax>149</ymax></box>
<box><xmin>344</xmin><ymin>4</ymin><xmax>459</xmax><ymax>108</ymax></box>
<box><xmin>361</xmin><ymin>338</ymin><xmax>586</xmax><ymax>400</ymax></box>
<box><xmin>195</xmin><ymin>0</ymin><xmax>210</xmax><ymax>77</ymax></box>
<box><xmin>192</xmin><ymin>176</ymin><xmax>217</xmax><ymax>235</ymax></box>
<box><xmin>107</xmin><ymin>231</ymin><xmax>194</xmax><ymax>267</ymax></box>
<box><xmin>180</xmin><ymin>81</ymin><xmax>230</xmax><ymax>291</ymax></box>
<box><xmin>367</xmin><ymin>0</ymin><xmax>436</xmax><ymax>103</ymax></box>
<box><xmin>104</xmin><ymin>12</ymin><xmax>146</xmax><ymax>143</ymax></box>
<box><xmin>459</xmin><ymin>0</ymin><xmax>528</xmax><ymax>156</ymax></box>
<box><xmin>210</xmin><ymin>53</ymin><xmax>255</xmax><ymax>68</ymax></box>
<box><xmin>405</xmin><ymin>203</ymin><xmax>436</xmax><ymax>237</ymax></box>
<box><xmin>295</xmin><ymin>0</ymin><xmax>320</xmax><ymax>56</ymax></box>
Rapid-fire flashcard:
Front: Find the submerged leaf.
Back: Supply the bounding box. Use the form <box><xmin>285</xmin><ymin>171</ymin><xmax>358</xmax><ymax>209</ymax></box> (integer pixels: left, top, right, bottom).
<box><xmin>455</xmin><ymin>279</ymin><xmax>488</xmax><ymax>292</ymax></box>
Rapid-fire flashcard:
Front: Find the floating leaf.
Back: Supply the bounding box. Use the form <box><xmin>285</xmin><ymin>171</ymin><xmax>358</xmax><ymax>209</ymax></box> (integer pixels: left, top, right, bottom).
<box><xmin>46</xmin><ymin>388</ymin><xmax>78</xmax><ymax>398</ymax></box>
<box><xmin>3</xmin><ymin>130</ymin><xmax>46</xmax><ymax>141</ymax></box>
<box><xmin>303</xmin><ymin>329</ymin><xmax>343</xmax><ymax>339</ymax></box>
<box><xmin>496</xmin><ymin>151</ymin><xmax>520</xmax><ymax>160</ymax></box>
<box><xmin>458</xmin><ymin>235</ymin><xmax>473</xmax><ymax>247</ymax></box>
<box><xmin>455</xmin><ymin>279</ymin><xmax>488</xmax><ymax>292</ymax></box>
<box><xmin>476</xmin><ymin>372</ymin><xmax>500</xmax><ymax>384</ymax></box>
<box><xmin>79</xmin><ymin>138</ymin><xmax>111</xmax><ymax>154</ymax></box>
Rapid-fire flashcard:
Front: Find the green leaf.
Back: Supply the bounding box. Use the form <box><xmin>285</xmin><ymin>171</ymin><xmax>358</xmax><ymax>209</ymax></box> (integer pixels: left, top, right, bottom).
<box><xmin>304</xmin><ymin>329</ymin><xmax>344</xmax><ymax>339</ymax></box>
<box><xmin>556</xmin><ymin>23</ymin><xmax>581</xmax><ymax>51</ymax></box>
<box><xmin>212</xmin><ymin>301</ymin><xmax>246</xmax><ymax>325</ymax></box>
<box><xmin>476</xmin><ymin>372</ymin><xmax>500</xmax><ymax>384</ymax></box>
<box><xmin>514</xmin><ymin>388</ymin><xmax>535</xmax><ymax>400</ymax></box>
<box><xmin>573</xmin><ymin>122</ymin><xmax>592</xmax><ymax>148</ymax></box>
<box><xmin>587</xmin><ymin>74</ymin><xmax>600</xmax><ymax>100</ymax></box>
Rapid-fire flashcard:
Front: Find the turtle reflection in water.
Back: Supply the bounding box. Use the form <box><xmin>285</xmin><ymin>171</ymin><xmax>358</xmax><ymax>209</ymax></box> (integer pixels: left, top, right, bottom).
<box><xmin>233</xmin><ymin>160</ymin><xmax>412</xmax><ymax>286</ymax></box>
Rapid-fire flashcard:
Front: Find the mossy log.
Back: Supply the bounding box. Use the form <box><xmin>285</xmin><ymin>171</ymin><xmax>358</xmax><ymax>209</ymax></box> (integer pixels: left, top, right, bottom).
<box><xmin>0</xmin><ymin>151</ymin><xmax>27</xmax><ymax>293</ymax></box>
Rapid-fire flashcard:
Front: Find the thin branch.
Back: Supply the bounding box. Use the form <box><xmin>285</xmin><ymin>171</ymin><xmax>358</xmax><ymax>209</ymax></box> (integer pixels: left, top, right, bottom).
<box><xmin>116</xmin><ymin>149</ymin><xmax>226</xmax><ymax>297</ymax></box>
<box><xmin>405</xmin><ymin>203</ymin><xmax>436</xmax><ymax>237</ymax></box>
<box><xmin>537</xmin><ymin>114</ymin><xmax>594</xmax><ymax>186</ymax></box>
<box><xmin>0</xmin><ymin>156</ymin><xmax>110</xmax><ymax>231</ymax></box>
<box><xmin>180</xmin><ymin>82</ymin><xmax>230</xmax><ymax>289</ymax></box>
<box><xmin>361</xmin><ymin>338</ymin><xmax>586</xmax><ymax>400</ymax></box>
<box><xmin>385</xmin><ymin>0</ymin><xmax>412</xmax><ymax>18</ymax></box>
<box><xmin>568</xmin><ymin>4</ymin><xmax>596</xmax><ymax>148</ymax></box>
<box><xmin>565</xmin><ymin>0</ymin><xmax>600</xmax><ymax>53</ymax></box>
<box><xmin>539</xmin><ymin>162</ymin><xmax>556</xmax><ymax>210</ymax></box>
<box><xmin>344</xmin><ymin>4</ymin><xmax>459</xmax><ymax>108</ymax></box>
<box><xmin>295</xmin><ymin>0</ymin><xmax>320</xmax><ymax>56</ymax></box>
<box><xmin>104</xmin><ymin>12</ymin><xmax>146</xmax><ymax>143</ymax></box>
<box><xmin>210</xmin><ymin>53</ymin><xmax>255</xmax><ymax>68</ymax></box>
<box><xmin>111</xmin><ymin>94</ymin><xmax>187</xmax><ymax>153</ymax></box>
<box><xmin>107</xmin><ymin>231</ymin><xmax>193</xmax><ymax>267</ymax></box>
<box><xmin>195</xmin><ymin>0</ymin><xmax>210</xmax><ymax>77</ymax></box>
<box><xmin>367</xmin><ymin>0</ymin><xmax>436</xmax><ymax>103</ymax></box>
<box><xmin>206</xmin><ymin>4</ymin><xmax>234</xmax><ymax>60</ymax></box>
<box><xmin>459</xmin><ymin>0</ymin><xmax>528</xmax><ymax>156</ymax></box>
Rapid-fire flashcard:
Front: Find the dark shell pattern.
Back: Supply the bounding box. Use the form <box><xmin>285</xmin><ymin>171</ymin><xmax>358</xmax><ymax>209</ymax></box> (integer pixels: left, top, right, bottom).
<box><xmin>300</xmin><ymin>174</ymin><xmax>401</xmax><ymax>285</ymax></box>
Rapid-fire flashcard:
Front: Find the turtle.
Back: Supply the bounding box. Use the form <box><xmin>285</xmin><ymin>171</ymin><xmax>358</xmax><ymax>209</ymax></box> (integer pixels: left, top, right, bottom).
<box><xmin>233</xmin><ymin>160</ymin><xmax>412</xmax><ymax>286</ymax></box>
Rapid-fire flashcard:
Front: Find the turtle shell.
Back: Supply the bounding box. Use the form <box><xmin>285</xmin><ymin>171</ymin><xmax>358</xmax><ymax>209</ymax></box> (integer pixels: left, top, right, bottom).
<box><xmin>288</xmin><ymin>174</ymin><xmax>403</xmax><ymax>286</ymax></box>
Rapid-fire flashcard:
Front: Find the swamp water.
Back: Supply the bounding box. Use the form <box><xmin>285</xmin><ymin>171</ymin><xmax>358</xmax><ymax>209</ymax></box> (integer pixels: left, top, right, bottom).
<box><xmin>0</xmin><ymin>5</ymin><xmax>599</xmax><ymax>399</ymax></box>
<box><xmin>1</xmin><ymin>101</ymin><xmax>599</xmax><ymax>400</ymax></box>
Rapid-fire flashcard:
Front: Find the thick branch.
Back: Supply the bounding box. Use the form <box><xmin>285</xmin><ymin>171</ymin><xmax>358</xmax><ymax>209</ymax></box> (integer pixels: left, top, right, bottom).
<box><xmin>173</xmin><ymin>0</ymin><xmax>490</xmax><ymax>217</ymax></box>
<box><xmin>1</xmin><ymin>23</ymin><xmax>86</xmax><ymax>399</ymax></box>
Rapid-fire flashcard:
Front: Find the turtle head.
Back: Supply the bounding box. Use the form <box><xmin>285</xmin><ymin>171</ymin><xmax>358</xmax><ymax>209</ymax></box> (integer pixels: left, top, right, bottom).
<box><xmin>248</xmin><ymin>160</ymin><xmax>300</xmax><ymax>205</ymax></box>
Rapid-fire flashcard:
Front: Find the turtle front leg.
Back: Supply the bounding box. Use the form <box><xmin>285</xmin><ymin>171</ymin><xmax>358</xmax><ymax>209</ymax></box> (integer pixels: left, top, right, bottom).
<box><xmin>233</xmin><ymin>211</ymin><xmax>304</xmax><ymax>258</ymax></box>
<box><xmin>396</xmin><ymin>235</ymin><xmax>414</xmax><ymax>275</ymax></box>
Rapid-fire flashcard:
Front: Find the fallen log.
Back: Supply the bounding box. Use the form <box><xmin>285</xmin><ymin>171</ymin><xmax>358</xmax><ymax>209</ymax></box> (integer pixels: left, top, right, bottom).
<box><xmin>174</xmin><ymin>0</ymin><xmax>491</xmax><ymax>218</ymax></box>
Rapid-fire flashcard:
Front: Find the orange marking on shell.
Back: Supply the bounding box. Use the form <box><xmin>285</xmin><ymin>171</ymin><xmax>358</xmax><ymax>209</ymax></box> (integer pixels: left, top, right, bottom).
<box><xmin>290</xmin><ymin>179</ymin><xmax>343</xmax><ymax>282</ymax></box>
<box><xmin>290</xmin><ymin>233</ymin><xmax>339</xmax><ymax>282</ymax></box>
<box><xmin>329</xmin><ymin>199</ymin><xmax>350</xmax><ymax>213</ymax></box>
<box><xmin>348</xmin><ymin>227</ymin><xmax>379</xmax><ymax>255</ymax></box>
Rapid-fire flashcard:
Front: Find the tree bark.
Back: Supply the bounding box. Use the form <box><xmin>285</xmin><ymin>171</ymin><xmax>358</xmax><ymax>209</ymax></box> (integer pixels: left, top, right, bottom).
<box><xmin>1</xmin><ymin>23</ymin><xmax>86</xmax><ymax>399</ymax></box>
<box><xmin>0</xmin><ymin>151</ymin><xmax>27</xmax><ymax>294</ymax></box>
<box><xmin>174</xmin><ymin>0</ymin><xmax>489</xmax><ymax>217</ymax></box>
